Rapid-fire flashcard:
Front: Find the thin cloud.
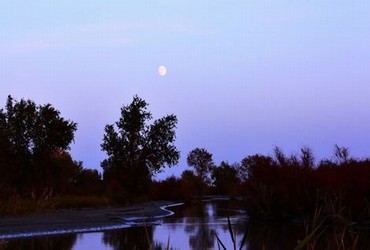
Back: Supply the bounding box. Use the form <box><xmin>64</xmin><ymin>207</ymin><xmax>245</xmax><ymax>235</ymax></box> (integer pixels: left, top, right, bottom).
<box><xmin>0</xmin><ymin>20</ymin><xmax>195</xmax><ymax>56</ymax></box>
<box><xmin>0</xmin><ymin>39</ymin><xmax>53</xmax><ymax>55</ymax></box>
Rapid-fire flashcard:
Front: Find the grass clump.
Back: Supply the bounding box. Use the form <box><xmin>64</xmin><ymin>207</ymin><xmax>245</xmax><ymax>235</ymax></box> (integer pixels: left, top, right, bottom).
<box><xmin>0</xmin><ymin>188</ymin><xmax>58</xmax><ymax>217</ymax></box>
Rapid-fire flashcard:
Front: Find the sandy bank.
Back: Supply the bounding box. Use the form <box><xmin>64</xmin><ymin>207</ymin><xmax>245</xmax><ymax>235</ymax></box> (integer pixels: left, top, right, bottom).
<box><xmin>0</xmin><ymin>201</ymin><xmax>182</xmax><ymax>239</ymax></box>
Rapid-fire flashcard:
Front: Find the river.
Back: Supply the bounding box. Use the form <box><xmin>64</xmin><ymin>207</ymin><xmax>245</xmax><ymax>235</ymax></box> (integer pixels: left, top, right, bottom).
<box><xmin>0</xmin><ymin>200</ymin><xmax>320</xmax><ymax>249</ymax></box>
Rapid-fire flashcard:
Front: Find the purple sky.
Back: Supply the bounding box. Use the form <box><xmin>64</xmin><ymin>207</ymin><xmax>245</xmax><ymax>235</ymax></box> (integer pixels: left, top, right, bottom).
<box><xmin>1</xmin><ymin>1</ymin><xmax>370</xmax><ymax>179</ymax></box>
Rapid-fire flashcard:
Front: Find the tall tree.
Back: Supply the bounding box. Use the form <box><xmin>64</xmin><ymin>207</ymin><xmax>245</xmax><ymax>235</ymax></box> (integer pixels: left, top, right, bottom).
<box><xmin>240</xmin><ymin>154</ymin><xmax>275</xmax><ymax>182</ymax></box>
<box><xmin>101</xmin><ymin>95</ymin><xmax>179</xmax><ymax>198</ymax></box>
<box><xmin>1</xmin><ymin>96</ymin><xmax>77</xmax><ymax>155</ymax></box>
<box><xmin>187</xmin><ymin>148</ymin><xmax>214</xmax><ymax>197</ymax></box>
<box><xmin>0</xmin><ymin>95</ymin><xmax>77</xmax><ymax>193</ymax></box>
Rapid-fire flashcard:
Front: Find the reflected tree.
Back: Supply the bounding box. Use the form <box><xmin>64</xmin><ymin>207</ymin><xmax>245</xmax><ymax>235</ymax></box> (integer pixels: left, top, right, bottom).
<box><xmin>102</xmin><ymin>227</ymin><xmax>153</xmax><ymax>250</ymax></box>
<box><xmin>5</xmin><ymin>234</ymin><xmax>77</xmax><ymax>250</ymax></box>
<box><xmin>184</xmin><ymin>202</ymin><xmax>215</xmax><ymax>250</ymax></box>
<box><xmin>189</xmin><ymin>224</ymin><xmax>215</xmax><ymax>250</ymax></box>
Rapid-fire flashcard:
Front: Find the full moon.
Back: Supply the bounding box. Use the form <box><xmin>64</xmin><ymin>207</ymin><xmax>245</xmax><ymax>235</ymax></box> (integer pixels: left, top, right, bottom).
<box><xmin>158</xmin><ymin>65</ymin><xmax>167</xmax><ymax>76</ymax></box>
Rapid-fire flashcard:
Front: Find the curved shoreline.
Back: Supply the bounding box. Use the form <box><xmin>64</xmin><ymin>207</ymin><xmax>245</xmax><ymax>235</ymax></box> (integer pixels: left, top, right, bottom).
<box><xmin>122</xmin><ymin>202</ymin><xmax>184</xmax><ymax>222</ymax></box>
<box><xmin>0</xmin><ymin>201</ymin><xmax>183</xmax><ymax>239</ymax></box>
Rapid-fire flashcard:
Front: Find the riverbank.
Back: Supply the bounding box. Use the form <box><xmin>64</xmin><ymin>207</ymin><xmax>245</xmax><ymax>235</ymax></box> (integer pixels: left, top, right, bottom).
<box><xmin>0</xmin><ymin>201</ymin><xmax>181</xmax><ymax>239</ymax></box>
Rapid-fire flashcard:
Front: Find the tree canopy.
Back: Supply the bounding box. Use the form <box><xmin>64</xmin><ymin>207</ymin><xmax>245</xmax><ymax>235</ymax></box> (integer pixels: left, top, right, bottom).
<box><xmin>186</xmin><ymin>148</ymin><xmax>214</xmax><ymax>197</ymax></box>
<box><xmin>187</xmin><ymin>148</ymin><xmax>214</xmax><ymax>183</ymax></box>
<box><xmin>211</xmin><ymin>161</ymin><xmax>239</xmax><ymax>196</ymax></box>
<box><xmin>0</xmin><ymin>95</ymin><xmax>77</xmax><ymax>193</ymax></box>
<box><xmin>101</xmin><ymin>95</ymin><xmax>180</xmax><ymax>197</ymax></box>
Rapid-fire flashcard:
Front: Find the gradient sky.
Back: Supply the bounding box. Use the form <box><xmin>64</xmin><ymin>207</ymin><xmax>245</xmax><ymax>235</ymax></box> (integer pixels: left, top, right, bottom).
<box><xmin>1</xmin><ymin>0</ymin><xmax>370</xmax><ymax>179</ymax></box>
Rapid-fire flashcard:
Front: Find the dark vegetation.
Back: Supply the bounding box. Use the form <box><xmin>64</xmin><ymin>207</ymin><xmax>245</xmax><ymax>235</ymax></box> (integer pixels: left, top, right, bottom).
<box><xmin>152</xmin><ymin>146</ymin><xmax>370</xmax><ymax>248</ymax></box>
<box><xmin>0</xmin><ymin>96</ymin><xmax>105</xmax><ymax>215</ymax></box>
<box><xmin>100</xmin><ymin>95</ymin><xmax>179</xmax><ymax>203</ymax></box>
<box><xmin>0</xmin><ymin>94</ymin><xmax>181</xmax><ymax>215</ymax></box>
<box><xmin>2</xmin><ymin>94</ymin><xmax>370</xmax><ymax>246</ymax></box>
<box><xmin>154</xmin><ymin>144</ymin><xmax>370</xmax><ymax>225</ymax></box>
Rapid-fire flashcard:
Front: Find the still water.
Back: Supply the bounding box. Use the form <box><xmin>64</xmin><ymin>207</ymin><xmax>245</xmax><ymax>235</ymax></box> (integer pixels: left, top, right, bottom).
<box><xmin>1</xmin><ymin>200</ymin><xmax>304</xmax><ymax>249</ymax></box>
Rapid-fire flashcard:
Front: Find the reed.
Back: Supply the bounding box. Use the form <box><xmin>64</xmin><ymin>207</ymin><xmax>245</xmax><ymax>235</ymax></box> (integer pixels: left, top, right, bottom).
<box><xmin>295</xmin><ymin>200</ymin><xmax>360</xmax><ymax>250</ymax></box>
<box><xmin>0</xmin><ymin>239</ymin><xmax>7</xmax><ymax>250</ymax></box>
<box><xmin>214</xmin><ymin>217</ymin><xmax>247</xmax><ymax>250</ymax></box>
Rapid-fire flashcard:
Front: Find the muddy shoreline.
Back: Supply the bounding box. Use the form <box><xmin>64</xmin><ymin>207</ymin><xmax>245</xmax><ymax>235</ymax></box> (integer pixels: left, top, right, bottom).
<box><xmin>0</xmin><ymin>201</ymin><xmax>181</xmax><ymax>239</ymax></box>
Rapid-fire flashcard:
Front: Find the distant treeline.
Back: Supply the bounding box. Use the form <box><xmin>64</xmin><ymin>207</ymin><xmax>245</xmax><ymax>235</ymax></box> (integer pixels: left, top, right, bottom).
<box><xmin>153</xmin><ymin>145</ymin><xmax>370</xmax><ymax>222</ymax></box>
<box><xmin>2</xmin><ymin>95</ymin><xmax>370</xmax><ymax>224</ymax></box>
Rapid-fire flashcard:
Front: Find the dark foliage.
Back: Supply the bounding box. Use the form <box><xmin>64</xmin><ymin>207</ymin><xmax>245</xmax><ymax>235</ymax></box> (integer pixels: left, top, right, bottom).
<box><xmin>211</xmin><ymin>161</ymin><xmax>239</xmax><ymax>196</ymax></box>
<box><xmin>150</xmin><ymin>176</ymin><xmax>184</xmax><ymax>201</ymax></box>
<box><xmin>150</xmin><ymin>171</ymin><xmax>205</xmax><ymax>201</ymax></box>
<box><xmin>0</xmin><ymin>96</ymin><xmax>78</xmax><ymax>196</ymax></box>
<box><xmin>186</xmin><ymin>148</ymin><xmax>214</xmax><ymax>197</ymax></box>
<box><xmin>241</xmin><ymin>146</ymin><xmax>370</xmax><ymax>223</ymax></box>
<box><xmin>101</xmin><ymin>95</ymin><xmax>180</xmax><ymax>200</ymax></box>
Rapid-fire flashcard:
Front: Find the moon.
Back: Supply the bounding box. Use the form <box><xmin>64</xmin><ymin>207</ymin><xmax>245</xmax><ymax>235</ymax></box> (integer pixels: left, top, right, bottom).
<box><xmin>158</xmin><ymin>65</ymin><xmax>167</xmax><ymax>76</ymax></box>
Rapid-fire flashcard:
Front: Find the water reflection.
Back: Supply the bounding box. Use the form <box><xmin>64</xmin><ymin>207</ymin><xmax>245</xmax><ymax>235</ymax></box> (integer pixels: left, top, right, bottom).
<box><xmin>1</xmin><ymin>201</ymin><xmax>247</xmax><ymax>250</ymax></box>
<box><xmin>183</xmin><ymin>203</ymin><xmax>219</xmax><ymax>249</ymax></box>
<box><xmin>188</xmin><ymin>221</ymin><xmax>215</xmax><ymax>249</ymax></box>
<box><xmin>2</xmin><ymin>200</ymin><xmax>289</xmax><ymax>250</ymax></box>
<box><xmin>102</xmin><ymin>226</ymin><xmax>153</xmax><ymax>250</ymax></box>
<box><xmin>1</xmin><ymin>234</ymin><xmax>77</xmax><ymax>250</ymax></box>
<box><xmin>185</xmin><ymin>206</ymin><xmax>215</xmax><ymax>249</ymax></box>
<box><xmin>96</xmin><ymin>201</ymin><xmax>245</xmax><ymax>250</ymax></box>
<box><xmin>152</xmin><ymin>200</ymin><xmax>247</xmax><ymax>250</ymax></box>
<box><xmin>245</xmin><ymin>221</ymin><xmax>302</xmax><ymax>250</ymax></box>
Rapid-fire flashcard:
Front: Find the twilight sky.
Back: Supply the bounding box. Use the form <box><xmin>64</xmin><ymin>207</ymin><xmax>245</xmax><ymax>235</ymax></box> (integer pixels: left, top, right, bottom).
<box><xmin>1</xmin><ymin>0</ymin><xmax>370</xmax><ymax>179</ymax></box>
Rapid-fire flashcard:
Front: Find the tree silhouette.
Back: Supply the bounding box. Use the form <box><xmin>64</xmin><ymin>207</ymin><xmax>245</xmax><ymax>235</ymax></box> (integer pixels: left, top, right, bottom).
<box><xmin>0</xmin><ymin>95</ymin><xmax>77</xmax><ymax>194</ymax></box>
<box><xmin>2</xmin><ymin>96</ymin><xmax>76</xmax><ymax>156</ymax></box>
<box><xmin>103</xmin><ymin>227</ymin><xmax>154</xmax><ymax>250</ymax></box>
<box><xmin>239</xmin><ymin>154</ymin><xmax>274</xmax><ymax>182</ymax></box>
<box><xmin>211</xmin><ymin>161</ymin><xmax>239</xmax><ymax>196</ymax></box>
<box><xmin>101</xmin><ymin>95</ymin><xmax>180</xmax><ymax>199</ymax></box>
<box><xmin>300</xmin><ymin>146</ymin><xmax>315</xmax><ymax>169</ymax></box>
<box><xmin>187</xmin><ymin>148</ymin><xmax>214</xmax><ymax>197</ymax></box>
<box><xmin>334</xmin><ymin>144</ymin><xmax>350</xmax><ymax>165</ymax></box>
<box><xmin>180</xmin><ymin>170</ymin><xmax>199</xmax><ymax>200</ymax></box>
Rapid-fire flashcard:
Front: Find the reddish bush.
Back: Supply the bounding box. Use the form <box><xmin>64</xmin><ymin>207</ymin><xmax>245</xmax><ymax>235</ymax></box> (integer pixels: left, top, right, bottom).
<box><xmin>243</xmin><ymin>147</ymin><xmax>370</xmax><ymax>222</ymax></box>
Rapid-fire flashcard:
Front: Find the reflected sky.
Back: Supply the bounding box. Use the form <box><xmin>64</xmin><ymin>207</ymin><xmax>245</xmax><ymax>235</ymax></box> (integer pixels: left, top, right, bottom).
<box><xmin>107</xmin><ymin>201</ymin><xmax>248</xmax><ymax>250</ymax></box>
<box><xmin>72</xmin><ymin>233</ymin><xmax>109</xmax><ymax>250</ymax></box>
<box><xmin>4</xmin><ymin>201</ymin><xmax>248</xmax><ymax>250</ymax></box>
<box><xmin>4</xmin><ymin>201</ymin><xmax>370</xmax><ymax>249</ymax></box>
